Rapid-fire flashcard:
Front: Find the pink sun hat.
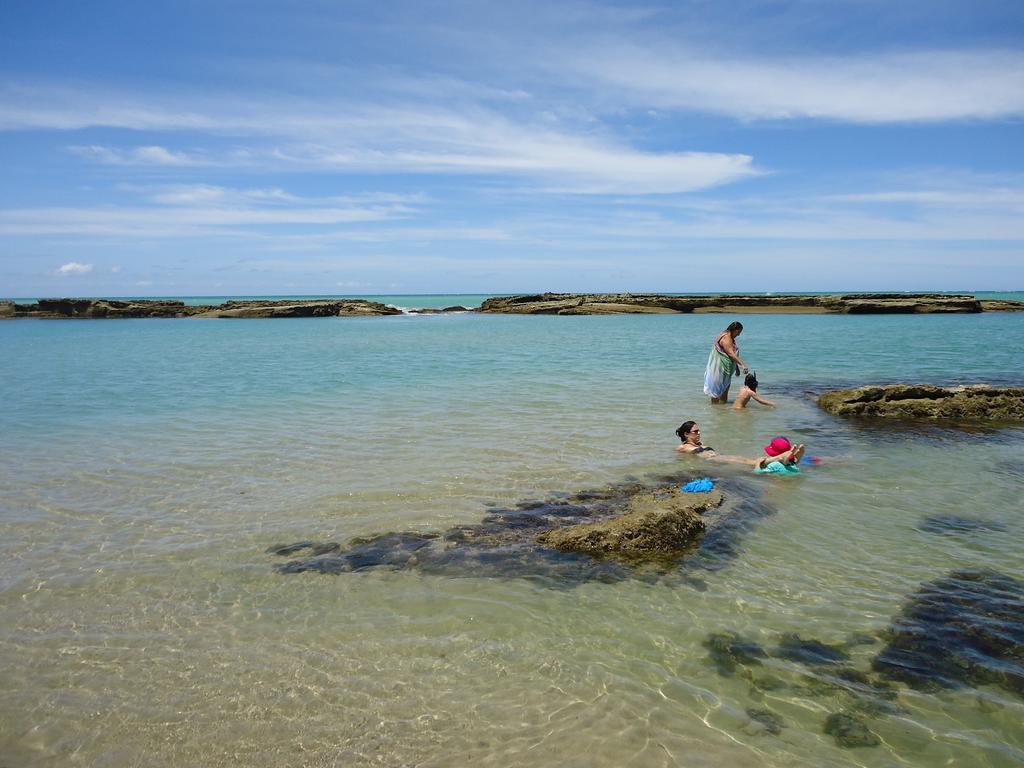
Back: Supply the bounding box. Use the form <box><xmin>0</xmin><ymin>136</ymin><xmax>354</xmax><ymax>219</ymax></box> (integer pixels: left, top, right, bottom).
<box><xmin>764</xmin><ymin>437</ymin><xmax>792</xmax><ymax>456</ymax></box>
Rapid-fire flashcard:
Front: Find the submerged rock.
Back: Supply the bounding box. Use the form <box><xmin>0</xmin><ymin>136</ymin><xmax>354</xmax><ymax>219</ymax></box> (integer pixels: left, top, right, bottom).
<box><xmin>535</xmin><ymin>488</ymin><xmax>721</xmax><ymax>559</ymax></box>
<box><xmin>872</xmin><ymin>569</ymin><xmax>1024</xmax><ymax>696</ymax></box>
<box><xmin>686</xmin><ymin>483</ymin><xmax>779</xmax><ymax>571</ymax></box>
<box><xmin>917</xmin><ymin>515</ymin><xmax>1007</xmax><ymax>535</ymax></box>
<box><xmin>817</xmin><ymin>384</ymin><xmax>1024</xmax><ymax>421</ymax></box>
<box><xmin>745</xmin><ymin>708</ymin><xmax>786</xmax><ymax>736</ymax></box>
<box><xmin>703</xmin><ymin>631</ymin><xmax>767</xmax><ymax>677</ymax></box>
<box><xmin>776</xmin><ymin>634</ymin><xmax>851</xmax><ymax>666</ymax></box>
<box><xmin>268</xmin><ymin>473</ymin><xmax>776</xmax><ymax>585</ymax></box>
<box><xmin>823</xmin><ymin>712</ymin><xmax>880</xmax><ymax>748</ymax></box>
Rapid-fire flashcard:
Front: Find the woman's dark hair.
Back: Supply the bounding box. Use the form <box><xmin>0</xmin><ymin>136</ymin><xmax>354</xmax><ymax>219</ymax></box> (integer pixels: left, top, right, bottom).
<box><xmin>744</xmin><ymin>371</ymin><xmax>758</xmax><ymax>390</ymax></box>
<box><xmin>676</xmin><ymin>420</ymin><xmax>697</xmax><ymax>441</ymax></box>
<box><xmin>726</xmin><ymin>321</ymin><xmax>744</xmax><ymax>335</ymax></box>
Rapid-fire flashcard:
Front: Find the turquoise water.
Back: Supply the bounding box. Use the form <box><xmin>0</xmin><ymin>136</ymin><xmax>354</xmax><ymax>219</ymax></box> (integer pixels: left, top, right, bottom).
<box><xmin>1</xmin><ymin>311</ymin><xmax>1023</xmax><ymax>767</ymax></box>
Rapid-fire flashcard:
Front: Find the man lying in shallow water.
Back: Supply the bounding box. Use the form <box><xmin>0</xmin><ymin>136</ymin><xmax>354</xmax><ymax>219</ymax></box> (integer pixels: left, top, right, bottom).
<box><xmin>675</xmin><ymin>421</ymin><xmax>805</xmax><ymax>472</ymax></box>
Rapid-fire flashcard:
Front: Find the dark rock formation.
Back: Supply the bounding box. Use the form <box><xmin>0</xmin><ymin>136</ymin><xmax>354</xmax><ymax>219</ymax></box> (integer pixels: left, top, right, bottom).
<box><xmin>703</xmin><ymin>631</ymin><xmax>767</xmax><ymax>676</ymax></box>
<box><xmin>917</xmin><ymin>515</ymin><xmax>1007</xmax><ymax>535</ymax></box>
<box><xmin>411</xmin><ymin>305</ymin><xmax>470</xmax><ymax>314</ymax></box>
<box><xmin>477</xmin><ymin>293</ymin><xmax>992</xmax><ymax>315</ymax></box>
<box><xmin>776</xmin><ymin>634</ymin><xmax>851</xmax><ymax>666</ymax></box>
<box><xmin>535</xmin><ymin>488</ymin><xmax>721</xmax><ymax>559</ymax></box>
<box><xmin>267</xmin><ymin>472</ymin><xmax>776</xmax><ymax>584</ymax></box>
<box><xmin>745</xmin><ymin>708</ymin><xmax>785</xmax><ymax>735</ymax></box>
<box><xmin>22</xmin><ymin>298</ymin><xmax>193</xmax><ymax>318</ymax></box>
<box><xmin>11</xmin><ymin>298</ymin><xmax>402</xmax><ymax>318</ymax></box>
<box><xmin>13</xmin><ymin>293</ymin><xmax>1021</xmax><ymax>318</ymax></box>
<box><xmin>823</xmin><ymin>713</ymin><xmax>880</xmax><ymax>748</ymax></box>
<box><xmin>979</xmin><ymin>299</ymin><xmax>1024</xmax><ymax>312</ymax></box>
<box><xmin>191</xmin><ymin>299</ymin><xmax>401</xmax><ymax>318</ymax></box>
<box><xmin>872</xmin><ymin>569</ymin><xmax>1024</xmax><ymax>696</ymax></box>
<box><xmin>817</xmin><ymin>384</ymin><xmax>1024</xmax><ymax>421</ymax></box>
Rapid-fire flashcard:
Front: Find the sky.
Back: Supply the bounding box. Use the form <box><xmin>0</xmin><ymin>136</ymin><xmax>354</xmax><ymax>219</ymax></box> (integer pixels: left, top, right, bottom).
<box><xmin>1</xmin><ymin>0</ymin><xmax>1023</xmax><ymax>296</ymax></box>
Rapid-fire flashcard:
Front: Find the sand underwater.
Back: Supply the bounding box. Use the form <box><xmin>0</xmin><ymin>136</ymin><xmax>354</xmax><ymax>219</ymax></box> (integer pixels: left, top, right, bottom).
<box><xmin>1</xmin><ymin>309</ymin><xmax>1023</xmax><ymax>767</ymax></box>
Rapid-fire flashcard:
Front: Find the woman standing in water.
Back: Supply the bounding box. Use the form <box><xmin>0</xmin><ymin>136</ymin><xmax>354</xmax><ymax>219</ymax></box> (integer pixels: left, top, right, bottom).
<box><xmin>704</xmin><ymin>321</ymin><xmax>749</xmax><ymax>403</ymax></box>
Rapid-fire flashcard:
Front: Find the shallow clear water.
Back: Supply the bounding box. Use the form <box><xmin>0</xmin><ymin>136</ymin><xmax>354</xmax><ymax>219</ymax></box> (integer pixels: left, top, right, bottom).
<box><xmin>1</xmin><ymin>311</ymin><xmax>1023</xmax><ymax>767</ymax></box>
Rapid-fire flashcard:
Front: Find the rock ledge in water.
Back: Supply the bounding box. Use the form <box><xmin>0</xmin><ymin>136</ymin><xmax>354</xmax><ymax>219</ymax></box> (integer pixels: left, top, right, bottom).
<box><xmin>11</xmin><ymin>298</ymin><xmax>402</xmax><ymax>318</ymax></box>
<box><xmin>477</xmin><ymin>293</ymin><xmax>997</xmax><ymax>315</ymax></box>
<box><xmin>536</xmin><ymin>488</ymin><xmax>722</xmax><ymax>559</ymax></box>
<box><xmin>817</xmin><ymin>384</ymin><xmax>1024</xmax><ymax>421</ymax></box>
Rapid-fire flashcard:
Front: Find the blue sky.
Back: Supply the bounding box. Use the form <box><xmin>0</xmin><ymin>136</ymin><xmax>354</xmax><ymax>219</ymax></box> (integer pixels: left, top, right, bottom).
<box><xmin>1</xmin><ymin>0</ymin><xmax>1022</xmax><ymax>296</ymax></box>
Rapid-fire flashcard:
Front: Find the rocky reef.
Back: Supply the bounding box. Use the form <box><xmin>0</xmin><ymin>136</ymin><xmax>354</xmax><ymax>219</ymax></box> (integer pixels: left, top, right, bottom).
<box><xmin>817</xmin><ymin>384</ymin><xmax>1024</xmax><ymax>421</ymax></box>
<box><xmin>7</xmin><ymin>293</ymin><xmax>1023</xmax><ymax>318</ymax></box>
<box><xmin>267</xmin><ymin>472</ymin><xmax>775</xmax><ymax>585</ymax></box>
<box><xmin>5</xmin><ymin>298</ymin><xmax>402</xmax><ymax>318</ymax></box>
<box><xmin>872</xmin><ymin>569</ymin><xmax>1024</xmax><ymax>696</ymax></box>
<box><xmin>701</xmin><ymin>627</ymin><xmax>897</xmax><ymax>748</ymax></box>
<box><xmin>917</xmin><ymin>515</ymin><xmax>1007</xmax><ymax>535</ymax></box>
<box><xmin>477</xmin><ymin>292</ymin><xmax>1005</xmax><ymax>315</ymax></box>
<box><xmin>536</xmin><ymin>488</ymin><xmax>722</xmax><ymax>560</ymax></box>
<box><xmin>823</xmin><ymin>713</ymin><xmax>880</xmax><ymax>749</ymax></box>
<box><xmin>979</xmin><ymin>299</ymin><xmax>1024</xmax><ymax>312</ymax></box>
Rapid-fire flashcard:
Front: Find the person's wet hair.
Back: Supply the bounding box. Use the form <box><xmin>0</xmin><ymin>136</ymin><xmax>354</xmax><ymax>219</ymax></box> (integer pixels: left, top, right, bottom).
<box><xmin>726</xmin><ymin>321</ymin><xmax>743</xmax><ymax>335</ymax></box>
<box><xmin>744</xmin><ymin>372</ymin><xmax>758</xmax><ymax>390</ymax></box>
<box><xmin>676</xmin><ymin>420</ymin><xmax>697</xmax><ymax>441</ymax></box>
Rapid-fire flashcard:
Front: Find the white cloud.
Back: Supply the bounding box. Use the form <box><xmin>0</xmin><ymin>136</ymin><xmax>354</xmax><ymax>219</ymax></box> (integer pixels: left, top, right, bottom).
<box><xmin>9</xmin><ymin>84</ymin><xmax>760</xmax><ymax>194</ymax></box>
<box><xmin>149</xmin><ymin>184</ymin><xmax>230</xmax><ymax>205</ymax></box>
<box><xmin>0</xmin><ymin>206</ymin><xmax>409</xmax><ymax>237</ymax></box>
<box><xmin>56</xmin><ymin>261</ymin><xmax>93</xmax><ymax>275</ymax></box>
<box><xmin>68</xmin><ymin>144</ymin><xmax>207</xmax><ymax>166</ymax></box>
<box><xmin>561</xmin><ymin>47</ymin><xmax>1024</xmax><ymax>123</ymax></box>
<box><xmin>828</xmin><ymin>188</ymin><xmax>1024</xmax><ymax>211</ymax></box>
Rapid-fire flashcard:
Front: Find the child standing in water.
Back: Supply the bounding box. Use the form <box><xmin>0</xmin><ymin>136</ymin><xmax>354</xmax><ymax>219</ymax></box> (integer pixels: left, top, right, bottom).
<box><xmin>732</xmin><ymin>372</ymin><xmax>776</xmax><ymax>410</ymax></box>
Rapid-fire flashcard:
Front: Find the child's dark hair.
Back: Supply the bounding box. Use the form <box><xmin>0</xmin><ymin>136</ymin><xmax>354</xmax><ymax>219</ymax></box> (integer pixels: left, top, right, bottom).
<box><xmin>675</xmin><ymin>420</ymin><xmax>696</xmax><ymax>441</ymax></box>
<box><xmin>744</xmin><ymin>371</ymin><xmax>758</xmax><ymax>390</ymax></box>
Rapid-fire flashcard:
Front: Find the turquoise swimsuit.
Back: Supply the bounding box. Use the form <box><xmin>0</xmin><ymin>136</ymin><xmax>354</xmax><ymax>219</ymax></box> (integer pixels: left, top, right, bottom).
<box><xmin>754</xmin><ymin>461</ymin><xmax>801</xmax><ymax>475</ymax></box>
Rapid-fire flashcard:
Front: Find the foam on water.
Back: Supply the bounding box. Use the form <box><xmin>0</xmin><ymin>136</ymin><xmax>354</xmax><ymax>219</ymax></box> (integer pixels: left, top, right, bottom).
<box><xmin>1</xmin><ymin>311</ymin><xmax>1023</xmax><ymax>767</ymax></box>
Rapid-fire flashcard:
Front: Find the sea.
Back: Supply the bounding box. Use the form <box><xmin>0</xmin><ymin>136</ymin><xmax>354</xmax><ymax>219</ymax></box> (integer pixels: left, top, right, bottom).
<box><xmin>1</xmin><ymin>293</ymin><xmax>1023</xmax><ymax>767</ymax></box>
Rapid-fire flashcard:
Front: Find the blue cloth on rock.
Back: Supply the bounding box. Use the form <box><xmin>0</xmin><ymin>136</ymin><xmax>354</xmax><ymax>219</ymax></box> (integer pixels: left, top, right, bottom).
<box><xmin>681</xmin><ymin>478</ymin><xmax>715</xmax><ymax>492</ymax></box>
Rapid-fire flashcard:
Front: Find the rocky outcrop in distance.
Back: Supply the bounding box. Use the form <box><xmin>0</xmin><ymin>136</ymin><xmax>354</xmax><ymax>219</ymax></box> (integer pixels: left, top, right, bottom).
<box><xmin>477</xmin><ymin>292</ymin><xmax>1016</xmax><ymax>314</ymax></box>
<box><xmin>817</xmin><ymin>384</ymin><xmax>1024</xmax><ymax>421</ymax></box>
<box><xmin>5</xmin><ymin>298</ymin><xmax>403</xmax><ymax>318</ymax></box>
<box><xmin>979</xmin><ymin>299</ymin><xmax>1024</xmax><ymax>312</ymax></box>
<box><xmin>6</xmin><ymin>294</ymin><xmax>1024</xmax><ymax>318</ymax></box>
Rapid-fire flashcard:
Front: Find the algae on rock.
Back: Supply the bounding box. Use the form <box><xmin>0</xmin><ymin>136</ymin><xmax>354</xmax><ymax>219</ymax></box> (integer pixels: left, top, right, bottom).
<box><xmin>536</xmin><ymin>488</ymin><xmax>722</xmax><ymax>560</ymax></box>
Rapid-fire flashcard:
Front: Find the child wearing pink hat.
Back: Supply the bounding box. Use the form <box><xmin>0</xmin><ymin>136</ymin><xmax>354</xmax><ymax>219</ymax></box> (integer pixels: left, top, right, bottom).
<box><xmin>755</xmin><ymin>437</ymin><xmax>806</xmax><ymax>474</ymax></box>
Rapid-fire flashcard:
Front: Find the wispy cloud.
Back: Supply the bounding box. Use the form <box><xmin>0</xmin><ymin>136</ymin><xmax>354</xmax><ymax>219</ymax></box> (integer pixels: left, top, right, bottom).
<box><xmin>68</xmin><ymin>144</ymin><xmax>210</xmax><ymax>166</ymax></box>
<box><xmin>829</xmin><ymin>188</ymin><xmax>1024</xmax><ymax>211</ymax></box>
<box><xmin>5</xmin><ymin>83</ymin><xmax>761</xmax><ymax>194</ymax></box>
<box><xmin>0</xmin><ymin>201</ymin><xmax>413</xmax><ymax>238</ymax></box>
<box><xmin>559</xmin><ymin>47</ymin><xmax>1024</xmax><ymax>123</ymax></box>
<box><xmin>57</xmin><ymin>261</ymin><xmax>93</xmax><ymax>274</ymax></box>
